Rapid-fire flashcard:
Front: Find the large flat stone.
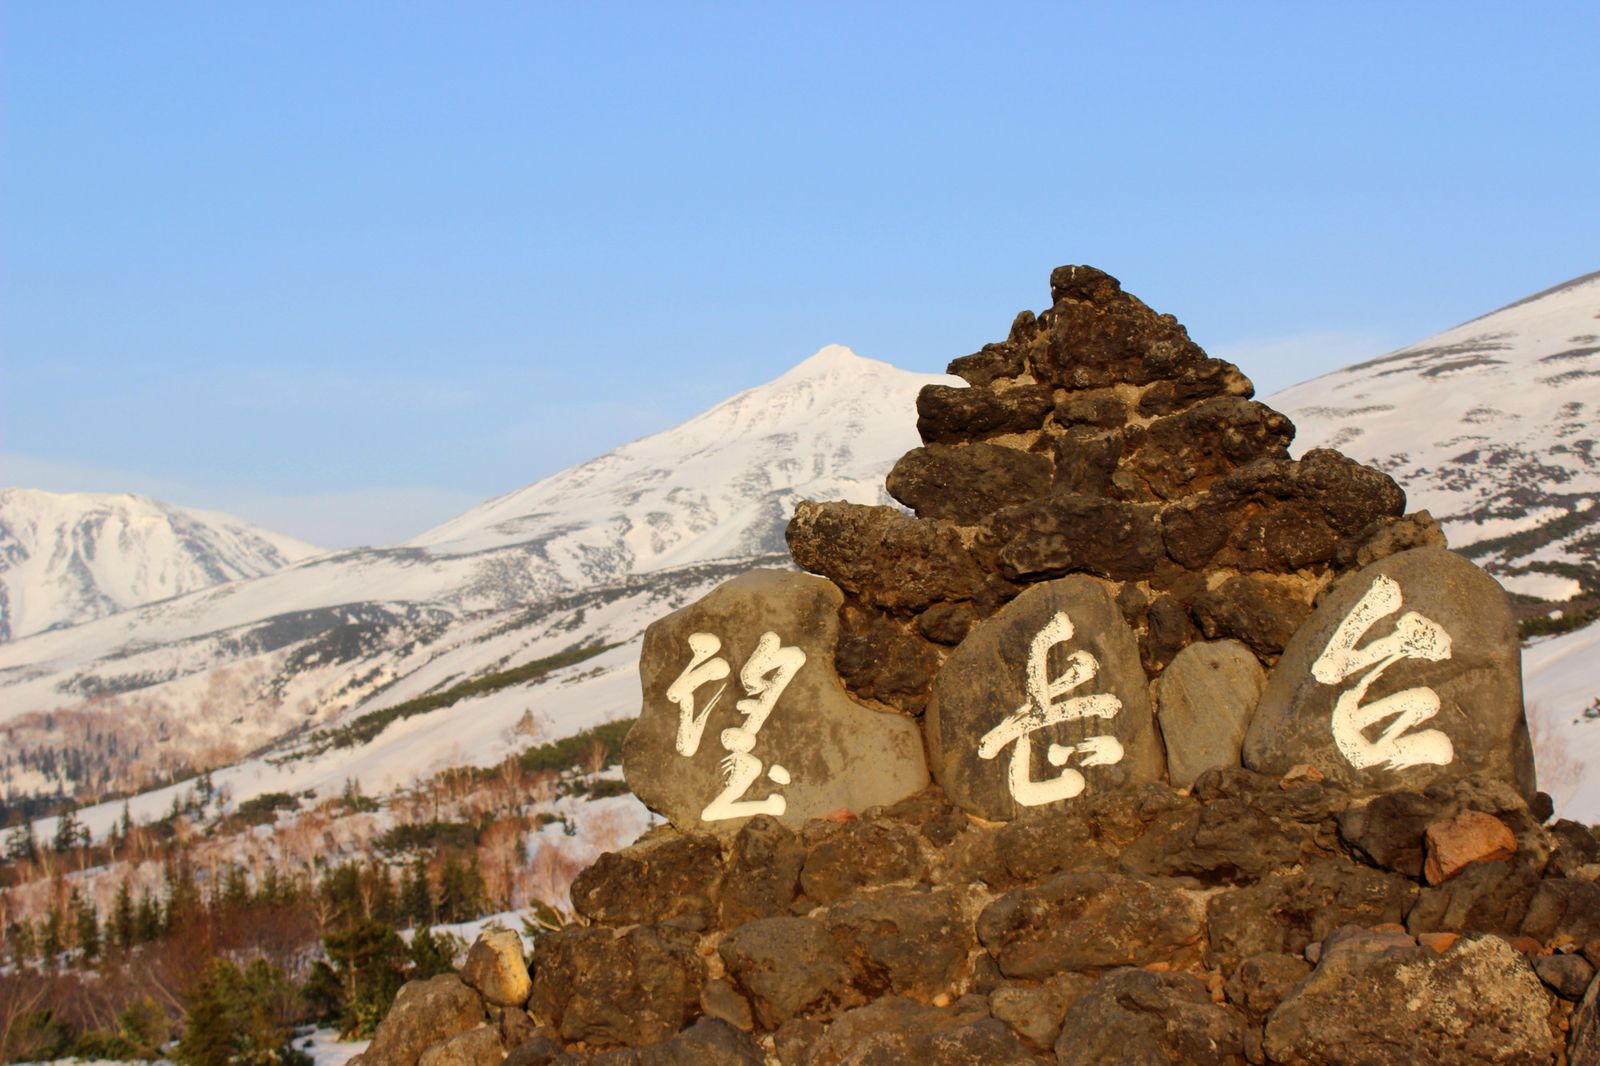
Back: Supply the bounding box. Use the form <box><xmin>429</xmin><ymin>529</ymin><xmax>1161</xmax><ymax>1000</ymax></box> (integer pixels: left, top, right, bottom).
<box><xmin>925</xmin><ymin>576</ymin><xmax>1165</xmax><ymax>821</ymax></box>
<box><xmin>1243</xmin><ymin>548</ymin><xmax>1536</xmax><ymax>801</ymax></box>
<box><xmin>624</xmin><ymin>569</ymin><xmax>929</xmax><ymax>833</ymax></box>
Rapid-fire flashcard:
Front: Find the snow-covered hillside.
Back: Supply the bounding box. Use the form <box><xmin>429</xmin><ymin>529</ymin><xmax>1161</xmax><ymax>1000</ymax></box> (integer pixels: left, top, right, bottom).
<box><xmin>0</xmin><ymin>488</ymin><xmax>321</xmax><ymax>642</ymax></box>
<box><xmin>1270</xmin><ymin>270</ymin><xmax>1600</xmax><ymax>614</ymax></box>
<box><xmin>0</xmin><ymin>347</ymin><xmax>948</xmax><ymax>802</ymax></box>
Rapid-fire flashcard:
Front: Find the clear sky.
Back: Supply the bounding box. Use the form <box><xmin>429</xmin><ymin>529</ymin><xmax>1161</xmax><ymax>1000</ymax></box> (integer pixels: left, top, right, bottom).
<box><xmin>4</xmin><ymin>3</ymin><xmax>1597</xmax><ymax>548</ymax></box>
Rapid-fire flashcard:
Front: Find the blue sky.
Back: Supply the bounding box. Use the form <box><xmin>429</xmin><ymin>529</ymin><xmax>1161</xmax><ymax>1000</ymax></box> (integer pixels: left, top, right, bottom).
<box><xmin>4</xmin><ymin>3</ymin><xmax>1597</xmax><ymax>547</ymax></box>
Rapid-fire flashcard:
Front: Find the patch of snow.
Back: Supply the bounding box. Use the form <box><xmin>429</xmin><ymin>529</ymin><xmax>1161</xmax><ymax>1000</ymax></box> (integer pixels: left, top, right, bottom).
<box><xmin>1498</xmin><ymin>573</ymin><xmax>1585</xmax><ymax>601</ymax></box>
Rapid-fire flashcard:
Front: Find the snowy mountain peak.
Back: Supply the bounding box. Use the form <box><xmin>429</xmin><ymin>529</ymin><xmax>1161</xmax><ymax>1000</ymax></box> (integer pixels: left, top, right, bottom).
<box><xmin>407</xmin><ymin>347</ymin><xmax>956</xmax><ymax>565</ymax></box>
<box><xmin>0</xmin><ymin>488</ymin><xmax>322</xmax><ymax>642</ymax></box>
<box><xmin>772</xmin><ymin>343</ymin><xmax>880</xmax><ymax>381</ymax></box>
<box><xmin>1269</xmin><ymin>268</ymin><xmax>1600</xmax><ymax>607</ymax></box>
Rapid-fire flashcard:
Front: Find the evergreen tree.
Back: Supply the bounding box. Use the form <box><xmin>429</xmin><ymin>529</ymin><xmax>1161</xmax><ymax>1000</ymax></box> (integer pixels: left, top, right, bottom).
<box><xmin>176</xmin><ymin>957</ymin><xmax>308</xmax><ymax>1066</ymax></box>
<box><xmin>222</xmin><ymin>865</ymin><xmax>250</xmax><ymax>910</ymax></box>
<box><xmin>368</xmin><ymin>863</ymin><xmax>397</xmax><ymax>926</ymax></box>
<box><xmin>400</xmin><ymin>857</ymin><xmax>433</xmax><ymax>928</ymax></box>
<box><xmin>134</xmin><ymin>891</ymin><xmax>163</xmax><ymax>944</ymax></box>
<box><xmin>52</xmin><ymin>806</ymin><xmax>87</xmax><ymax>854</ymax></box>
<box><xmin>437</xmin><ymin>856</ymin><xmax>485</xmax><ymax>923</ymax></box>
<box><xmin>112</xmin><ymin>880</ymin><xmax>135</xmax><ymax>950</ymax></box>
<box><xmin>6</xmin><ymin>918</ymin><xmax>36</xmax><ymax>966</ymax></box>
<box><xmin>164</xmin><ymin>856</ymin><xmax>201</xmax><ymax>932</ymax></box>
<box><xmin>175</xmin><ymin>958</ymin><xmax>237</xmax><ymax>1066</ymax></box>
<box><xmin>5</xmin><ymin>821</ymin><xmax>39</xmax><ymax>861</ymax></box>
<box><xmin>407</xmin><ymin>927</ymin><xmax>459</xmax><ymax>981</ymax></box>
<box><xmin>40</xmin><ymin>903</ymin><xmax>64</xmax><ymax>965</ymax></box>
<box><xmin>73</xmin><ymin>889</ymin><xmax>100</xmax><ymax>962</ymax></box>
<box><xmin>118</xmin><ymin>801</ymin><xmax>134</xmax><ymax>846</ymax></box>
<box><xmin>321</xmin><ymin>921</ymin><xmax>409</xmax><ymax>1038</ymax></box>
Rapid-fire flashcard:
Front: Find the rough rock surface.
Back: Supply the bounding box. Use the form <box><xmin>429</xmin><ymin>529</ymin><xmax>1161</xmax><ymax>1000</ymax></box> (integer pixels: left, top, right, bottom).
<box><xmin>359</xmin><ymin>975</ymin><xmax>485</xmax><ymax>1066</ymax></box>
<box><xmin>624</xmin><ymin>569</ymin><xmax>928</xmax><ymax>832</ymax></box>
<box><xmin>460</xmin><ymin>928</ymin><xmax>533</xmax><ymax>1008</ymax></box>
<box><xmin>925</xmin><ymin>577</ymin><xmax>1164</xmax><ymax>821</ymax></box>
<box><xmin>1263</xmin><ymin>932</ymin><xmax>1554</xmax><ymax>1065</ymax></box>
<box><xmin>1245</xmin><ymin>548</ymin><xmax>1536</xmax><ymax>800</ymax></box>
<box><xmin>367</xmin><ymin>773</ymin><xmax>1584</xmax><ymax>1064</ymax></box>
<box><xmin>783</xmin><ymin>264</ymin><xmax>1431</xmax><ymax>738</ymax></box>
<box><xmin>1423</xmin><ymin>809</ymin><xmax>1518</xmax><ymax>884</ymax></box>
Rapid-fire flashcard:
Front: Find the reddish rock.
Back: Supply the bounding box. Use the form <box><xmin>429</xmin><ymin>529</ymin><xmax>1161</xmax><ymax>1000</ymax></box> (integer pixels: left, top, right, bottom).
<box><xmin>1424</xmin><ymin>810</ymin><xmax>1518</xmax><ymax>884</ymax></box>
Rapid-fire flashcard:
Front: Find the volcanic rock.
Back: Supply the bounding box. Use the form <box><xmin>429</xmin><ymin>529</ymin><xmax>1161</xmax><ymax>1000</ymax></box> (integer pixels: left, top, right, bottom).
<box><xmin>1244</xmin><ymin>548</ymin><xmax>1536</xmax><ymax>800</ymax></box>
<box><xmin>1422</xmin><ymin>809</ymin><xmax>1518</xmax><ymax>884</ymax></box>
<box><xmin>528</xmin><ymin>924</ymin><xmax>702</xmax><ymax>1047</ymax></box>
<box><xmin>1054</xmin><ymin>968</ymin><xmax>1247</xmax><ymax>1065</ymax></box>
<box><xmin>886</xmin><ymin>442</ymin><xmax>1053</xmax><ymax>524</ymax></box>
<box><xmin>360</xmin><ymin>975</ymin><xmax>485</xmax><ymax>1066</ymax></box>
<box><xmin>1262</xmin><ymin>933</ymin><xmax>1553</xmax><ymax>1065</ymax></box>
<box><xmin>624</xmin><ymin>569</ymin><xmax>928</xmax><ymax>832</ymax></box>
<box><xmin>925</xmin><ymin>577</ymin><xmax>1164</xmax><ymax>822</ymax></box>
<box><xmin>915</xmin><ymin>382</ymin><xmax>1054</xmax><ymax>444</ymax></box>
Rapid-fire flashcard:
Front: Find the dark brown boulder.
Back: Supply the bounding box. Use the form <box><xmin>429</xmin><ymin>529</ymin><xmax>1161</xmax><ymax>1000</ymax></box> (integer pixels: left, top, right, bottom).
<box><xmin>1406</xmin><ymin>858</ymin><xmax>1543</xmax><ymax>938</ymax></box>
<box><xmin>833</xmin><ymin>604</ymin><xmax>942</xmax><ymax>714</ymax></box>
<box><xmin>986</xmin><ymin>495</ymin><xmax>1164</xmax><ymax>583</ymax></box>
<box><xmin>976</xmin><ymin>870</ymin><xmax>1204</xmax><ymax>978</ymax></box>
<box><xmin>528</xmin><ymin>925</ymin><xmax>702</xmax><ymax>1047</ymax></box>
<box><xmin>800</xmin><ymin>819</ymin><xmax>927</xmax><ymax>906</ymax></box>
<box><xmin>1027</xmin><ymin>268</ymin><xmax>1212</xmax><ymax>391</ymax></box>
<box><xmin>1262</xmin><ymin>933</ymin><xmax>1554</xmax><ymax>1065</ymax></box>
<box><xmin>802</xmin><ymin>997</ymin><xmax>1041</xmax><ymax>1066</ymax></box>
<box><xmin>719</xmin><ymin>815</ymin><xmax>804</xmax><ymax>926</ymax></box>
<box><xmin>1204</xmin><ymin>859</ymin><xmax>1418</xmax><ymax>970</ymax></box>
<box><xmin>823</xmin><ymin>885</ymin><xmax>972</xmax><ymax>999</ymax></box>
<box><xmin>570</xmin><ymin>832</ymin><xmax>723</xmax><ymax>928</ymax></box>
<box><xmin>887</xmin><ymin>443</ymin><xmax>1053</xmax><ymax>524</ymax></box>
<box><xmin>1188</xmin><ymin>572</ymin><xmax>1312</xmax><ymax>659</ymax></box>
<box><xmin>947</xmin><ymin>342</ymin><xmax>1025</xmax><ymax>387</ymax></box>
<box><xmin>1136</xmin><ymin>358</ymin><xmax>1255</xmax><ymax>417</ymax></box>
<box><xmin>915</xmin><ymin>383</ymin><xmax>1053</xmax><ymax>444</ymax></box>
<box><xmin>787</xmin><ymin>501</ymin><xmax>989</xmax><ymax>613</ymax></box>
<box><xmin>1053</xmin><ymin>388</ymin><xmax>1129</xmax><ymax>429</ymax></box>
<box><xmin>1120</xmin><ymin>396</ymin><xmax>1294</xmax><ymax>501</ymax></box>
<box><xmin>361</xmin><ymin>975</ymin><xmax>485</xmax><ymax>1066</ymax></box>
<box><xmin>1161</xmin><ymin>449</ymin><xmax>1406</xmax><ymax>572</ymax></box>
<box><xmin>717</xmin><ymin>917</ymin><xmax>860</xmax><ymax>1029</ymax></box>
<box><xmin>1054</xmin><ymin>968</ymin><xmax>1248</xmax><ymax>1066</ymax></box>
<box><xmin>1045</xmin><ymin>427</ymin><xmax>1123</xmax><ymax>497</ymax></box>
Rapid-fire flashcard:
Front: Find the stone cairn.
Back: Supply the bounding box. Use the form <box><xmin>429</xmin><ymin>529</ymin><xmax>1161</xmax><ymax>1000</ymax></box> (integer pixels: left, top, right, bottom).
<box><xmin>358</xmin><ymin>268</ymin><xmax>1600</xmax><ymax>1065</ymax></box>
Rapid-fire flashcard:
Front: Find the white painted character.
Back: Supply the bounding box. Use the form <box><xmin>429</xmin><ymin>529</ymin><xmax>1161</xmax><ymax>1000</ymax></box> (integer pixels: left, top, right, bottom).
<box><xmin>978</xmin><ymin>611</ymin><xmax>1125</xmax><ymax>806</ymax></box>
<box><xmin>667</xmin><ymin>629</ymin><xmax>805</xmax><ymax>822</ymax></box>
<box><xmin>1311</xmin><ymin>574</ymin><xmax>1455</xmax><ymax>772</ymax></box>
<box><xmin>666</xmin><ymin>632</ymin><xmax>731</xmax><ymax>757</ymax></box>
<box><xmin>701</xmin><ymin>631</ymin><xmax>805</xmax><ymax>822</ymax></box>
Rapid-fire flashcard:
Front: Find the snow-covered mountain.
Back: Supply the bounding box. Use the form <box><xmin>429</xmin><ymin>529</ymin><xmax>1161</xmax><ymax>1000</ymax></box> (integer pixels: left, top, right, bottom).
<box><xmin>0</xmin><ymin>488</ymin><xmax>321</xmax><ymax>642</ymax></box>
<box><xmin>0</xmin><ymin>347</ymin><xmax>950</xmax><ymax>803</ymax></box>
<box><xmin>1269</xmin><ymin>270</ymin><xmax>1600</xmax><ymax>613</ymax></box>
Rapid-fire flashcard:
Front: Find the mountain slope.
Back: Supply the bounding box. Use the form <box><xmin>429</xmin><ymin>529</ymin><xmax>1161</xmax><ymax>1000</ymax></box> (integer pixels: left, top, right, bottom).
<box><xmin>1269</xmin><ymin>270</ymin><xmax>1600</xmax><ymax>619</ymax></box>
<box><xmin>0</xmin><ymin>488</ymin><xmax>322</xmax><ymax>642</ymax></box>
<box><xmin>0</xmin><ymin>347</ymin><xmax>950</xmax><ymax>803</ymax></box>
